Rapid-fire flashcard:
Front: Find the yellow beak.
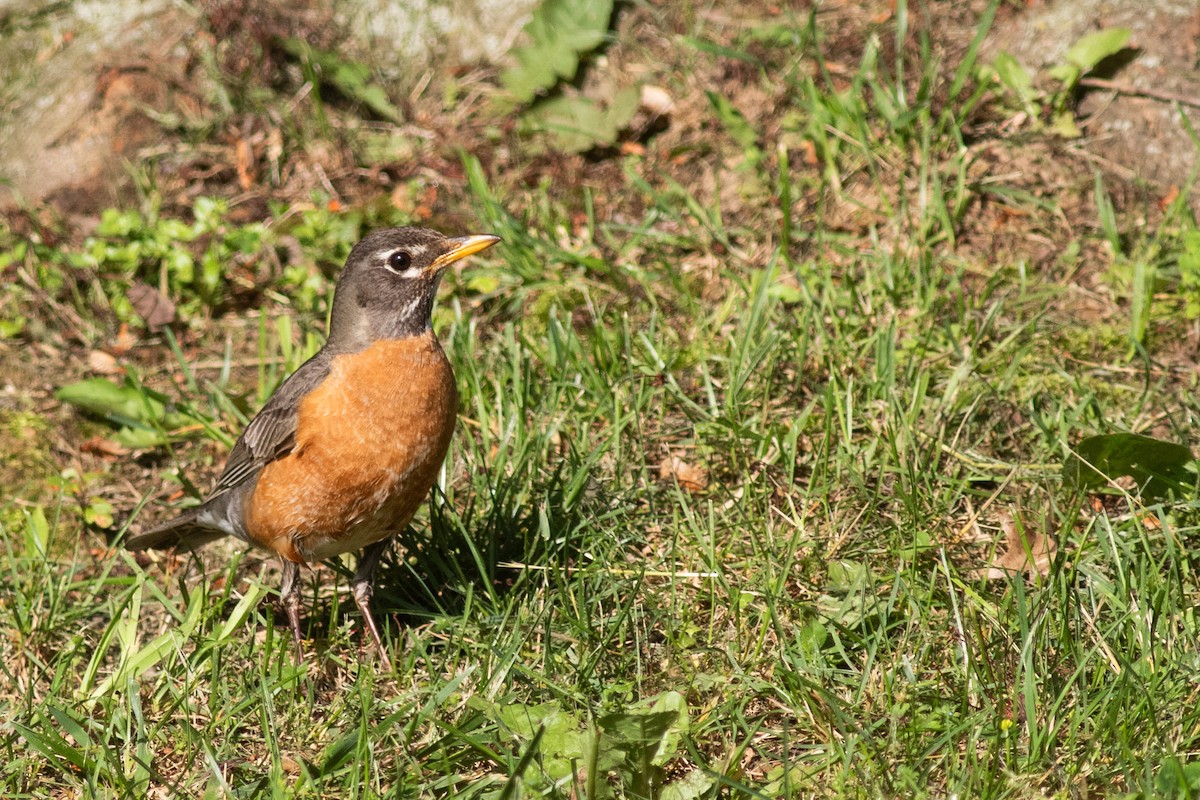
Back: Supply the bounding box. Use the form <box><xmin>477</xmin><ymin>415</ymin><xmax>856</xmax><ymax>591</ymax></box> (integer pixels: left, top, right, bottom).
<box><xmin>430</xmin><ymin>234</ymin><xmax>502</xmax><ymax>272</ymax></box>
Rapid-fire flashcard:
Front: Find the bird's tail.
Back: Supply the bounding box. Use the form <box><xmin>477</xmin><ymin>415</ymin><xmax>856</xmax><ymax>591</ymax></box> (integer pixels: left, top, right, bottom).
<box><xmin>124</xmin><ymin>506</ymin><xmax>228</xmax><ymax>553</ymax></box>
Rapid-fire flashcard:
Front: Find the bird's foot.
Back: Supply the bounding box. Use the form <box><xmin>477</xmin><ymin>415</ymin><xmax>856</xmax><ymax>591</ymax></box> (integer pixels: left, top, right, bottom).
<box><xmin>352</xmin><ymin>579</ymin><xmax>392</xmax><ymax>671</ymax></box>
<box><xmin>280</xmin><ymin>559</ymin><xmax>306</xmax><ymax>665</ymax></box>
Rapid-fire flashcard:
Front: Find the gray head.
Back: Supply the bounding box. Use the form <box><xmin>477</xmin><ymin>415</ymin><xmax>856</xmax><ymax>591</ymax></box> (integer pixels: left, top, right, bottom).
<box><xmin>326</xmin><ymin>227</ymin><xmax>500</xmax><ymax>350</ymax></box>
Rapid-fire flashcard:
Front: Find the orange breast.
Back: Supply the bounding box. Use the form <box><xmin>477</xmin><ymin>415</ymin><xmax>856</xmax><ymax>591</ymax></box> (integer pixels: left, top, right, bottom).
<box><xmin>244</xmin><ymin>334</ymin><xmax>458</xmax><ymax>563</ymax></box>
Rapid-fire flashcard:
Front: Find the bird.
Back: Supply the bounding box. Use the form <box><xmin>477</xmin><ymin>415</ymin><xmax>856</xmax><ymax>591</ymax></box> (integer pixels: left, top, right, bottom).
<box><xmin>125</xmin><ymin>227</ymin><xmax>501</xmax><ymax>667</ymax></box>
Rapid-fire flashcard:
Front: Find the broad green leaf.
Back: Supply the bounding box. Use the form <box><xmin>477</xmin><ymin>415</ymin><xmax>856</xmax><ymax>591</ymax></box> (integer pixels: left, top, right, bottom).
<box><xmin>523</xmin><ymin>95</ymin><xmax>610</xmax><ymax>152</ymax></box>
<box><xmin>501</xmin><ymin>0</ymin><xmax>614</xmax><ymax>102</ymax></box>
<box><xmin>1155</xmin><ymin>760</ymin><xmax>1200</xmax><ymax>796</ymax></box>
<box><xmin>57</xmin><ymin>378</ymin><xmax>199</xmax><ymax>444</ymax></box>
<box><xmin>608</xmin><ymin>85</ymin><xmax>641</xmax><ymax>131</ymax></box>
<box><xmin>521</xmin><ymin>88</ymin><xmax>638</xmax><ymax>152</ymax></box>
<box><xmin>1064</xmin><ymin>433</ymin><xmax>1194</xmax><ymax>500</ymax></box>
<box><xmin>84</xmin><ymin>498</ymin><xmax>115</xmax><ymax>528</ymax></box>
<box><xmin>769</xmin><ymin>281</ymin><xmax>803</xmax><ymax>304</ymax></box>
<box><xmin>1063</xmin><ymin>27</ymin><xmax>1131</xmax><ymax>71</ymax></box>
<box><xmin>1048</xmin><ymin>28</ymin><xmax>1131</xmax><ymax>88</ymax></box>
<box><xmin>1181</xmin><ymin>231</ymin><xmax>1200</xmax><ymax>270</ymax></box>
<box><xmin>496</xmin><ymin>700</ymin><xmax>566</xmax><ymax>737</ymax></box>
<box><xmin>496</xmin><ymin>701</ymin><xmax>583</xmax><ymax>784</ymax></box>
<box><xmin>661</xmin><ymin>769</ymin><xmax>717</xmax><ymax>800</ymax></box>
<box><xmin>115</xmin><ymin>426</ymin><xmax>172</xmax><ymax>449</ymax></box>
<box><xmin>500</xmin><ymin>726</ymin><xmax>546</xmax><ymax>800</ymax></box>
<box><xmin>796</xmin><ymin>618</ymin><xmax>828</xmax><ymax>660</ymax></box>
<box><xmin>96</xmin><ymin>208</ymin><xmax>145</xmax><ymax>237</ymax></box>
<box><xmin>763</xmin><ymin>765</ymin><xmax>808</xmax><ymax>797</ymax></box>
<box><xmin>56</xmin><ymin>378</ymin><xmax>167</xmax><ymax>428</ymax></box>
<box><xmin>599</xmin><ymin>690</ymin><xmax>688</xmax><ymax>768</ymax></box>
<box><xmin>642</xmin><ymin>691</ymin><xmax>688</xmax><ymax>766</ymax></box>
<box><xmin>0</xmin><ymin>315</ymin><xmax>27</xmax><ymax>337</ymax></box>
<box><xmin>1046</xmin><ymin>62</ymin><xmax>1080</xmax><ymax>86</ymax></box>
<box><xmin>1179</xmin><ymin>231</ymin><xmax>1200</xmax><ymax>318</ymax></box>
<box><xmin>466</xmin><ymin>274</ymin><xmax>501</xmax><ymax>294</ymax></box>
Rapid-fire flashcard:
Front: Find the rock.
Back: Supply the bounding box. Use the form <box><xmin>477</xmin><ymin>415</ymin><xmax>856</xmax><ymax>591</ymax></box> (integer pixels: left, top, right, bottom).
<box><xmin>338</xmin><ymin>0</ymin><xmax>536</xmax><ymax>73</ymax></box>
<box><xmin>0</xmin><ymin>0</ymin><xmax>191</xmax><ymax>211</ymax></box>
<box><xmin>0</xmin><ymin>0</ymin><xmax>538</xmax><ymax>213</ymax></box>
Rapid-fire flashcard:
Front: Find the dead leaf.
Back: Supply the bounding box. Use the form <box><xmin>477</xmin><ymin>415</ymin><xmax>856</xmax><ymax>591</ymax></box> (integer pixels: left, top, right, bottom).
<box><xmin>415</xmin><ymin>184</ymin><xmax>437</xmax><ymax>221</ymax></box>
<box><xmin>234</xmin><ymin>138</ymin><xmax>256</xmax><ymax>190</ymax></box>
<box><xmin>127</xmin><ymin>282</ymin><xmax>176</xmax><ymax>328</ymax></box>
<box><xmin>112</xmin><ymin>323</ymin><xmax>137</xmax><ymax>355</ymax></box>
<box><xmin>971</xmin><ymin>511</ymin><xmax>1055</xmax><ymax>579</ymax></box>
<box><xmin>800</xmin><ymin>139</ymin><xmax>817</xmax><ymax>165</ymax></box>
<box><xmin>81</xmin><ymin>436</ymin><xmax>130</xmax><ymax>459</ymax></box>
<box><xmin>391</xmin><ymin>184</ymin><xmax>414</xmax><ymax>212</ymax></box>
<box><xmin>87</xmin><ymin>350</ymin><xmax>120</xmax><ymax>375</ymax></box>
<box><xmin>658</xmin><ymin>455</ymin><xmax>708</xmax><ymax>493</ymax></box>
<box><xmin>1159</xmin><ymin>184</ymin><xmax>1180</xmax><ymax>211</ymax></box>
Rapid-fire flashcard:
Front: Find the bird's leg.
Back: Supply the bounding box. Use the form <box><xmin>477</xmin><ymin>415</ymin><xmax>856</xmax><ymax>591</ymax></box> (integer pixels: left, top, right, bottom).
<box><xmin>352</xmin><ymin>539</ymin><xmax>392</xmax><ymax>670</ymax></box>
<box><xmin>279</xmin><ymin>559</ymin><xmax>305</xmax><ymax>663</ymax></box>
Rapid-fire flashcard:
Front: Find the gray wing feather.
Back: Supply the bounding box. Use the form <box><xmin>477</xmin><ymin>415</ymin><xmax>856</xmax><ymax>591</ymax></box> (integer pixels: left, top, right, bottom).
<box><xmin>127</xmin><ymin>348</ymin><xmax>335</xmax><ymax>551</ymax></box>
<box><xmin>210</xmin><ymin>348</ymin><xmax>334</xmax><ymax>496</ymax></box>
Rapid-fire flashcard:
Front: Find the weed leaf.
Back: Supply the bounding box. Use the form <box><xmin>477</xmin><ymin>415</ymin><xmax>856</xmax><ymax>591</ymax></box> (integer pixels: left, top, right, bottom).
<box><xmin>522</xmin><ymin>87</ymin><xmax>639</xmax><ymax>152</ymax></box>
<box><xmin>56</xmin><ymin>378</ymin><xmax>169</xmax><ymax>429</ymax></box>
<box><xmin>1064</xmin><ymin>432</ymin><xmax>1193</xmax><ymax>500</ymax></box>
<box><xmin>661</xmin><ymin>768</ymin><xmax>718</xmax><ymax>800</ymax></box>
<box><xmin>598</xmin><ymin>691</ymin><xmax>688</xmax><ymax>769</ymax></box>
<box><xmin>496</xmin><ymin>700</ymin><xmax>585</xmax><ymax>782</ymax></box>
<box><xmin>500</xmin><ymin>0</ymin><xmax>614</xmax><ymax>101</ymax></box>
<box><xmin>1062</xmin><ymin>27</ymin><xmax>1132</xmax><ymax>72</ymax></box>
<box><xmin>1048</xmin><ymin>27</ymin><xmax>1131</xmax><ymax>88</ymax></box>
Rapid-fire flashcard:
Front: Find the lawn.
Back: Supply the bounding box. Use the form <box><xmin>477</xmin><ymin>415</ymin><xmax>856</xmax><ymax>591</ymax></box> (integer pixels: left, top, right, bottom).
<box><xmin>3</xmin><ymin>1</ymin><xmax>1200</xmax><ymax>797</ymax></box>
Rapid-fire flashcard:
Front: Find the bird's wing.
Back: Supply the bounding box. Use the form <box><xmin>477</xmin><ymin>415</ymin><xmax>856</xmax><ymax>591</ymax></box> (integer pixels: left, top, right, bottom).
<box><xmin>126</xmin><ymin>349</ymin><xmax>336</xmax><ymax>552</ymax></box>
<box><xmin>211</xmin><ymin>348</ymin><xmax>334</xmax><ymax>496</ymax></box>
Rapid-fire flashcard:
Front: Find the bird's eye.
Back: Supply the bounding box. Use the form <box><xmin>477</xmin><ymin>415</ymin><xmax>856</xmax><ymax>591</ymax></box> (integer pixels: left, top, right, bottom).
<box><xmin>388</xmin><ymin>251</ymin><xmax>412</xmax><ymax>272</ymax></box>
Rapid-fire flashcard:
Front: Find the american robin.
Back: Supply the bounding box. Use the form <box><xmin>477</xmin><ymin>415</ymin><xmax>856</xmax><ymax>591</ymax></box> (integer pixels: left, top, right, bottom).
<box><xmin>125</xmin><ymin>227</ymin><xmax>501</xmax><ymax>666</ymax></box>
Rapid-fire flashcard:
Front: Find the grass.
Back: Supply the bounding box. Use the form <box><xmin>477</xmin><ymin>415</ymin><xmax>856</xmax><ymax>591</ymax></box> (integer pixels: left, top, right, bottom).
<box><xmin>4</xmin><ymin>1</ymin><xmax>1200</xmax><ymax>797</ymax></box>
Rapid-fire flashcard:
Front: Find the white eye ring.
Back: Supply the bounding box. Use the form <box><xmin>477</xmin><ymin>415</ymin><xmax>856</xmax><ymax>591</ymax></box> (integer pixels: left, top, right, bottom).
<box><xmin>383</xmin><ymin>250</ymin><xmax>422</xmax><ymax>277</ymax></box>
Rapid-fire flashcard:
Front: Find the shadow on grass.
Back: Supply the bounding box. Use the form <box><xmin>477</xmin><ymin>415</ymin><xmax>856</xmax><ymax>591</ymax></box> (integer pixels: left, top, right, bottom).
<box><xmin>313</xmin><ymin>459</ymin><xmax>600</xmax><ymax>636</ymax></box>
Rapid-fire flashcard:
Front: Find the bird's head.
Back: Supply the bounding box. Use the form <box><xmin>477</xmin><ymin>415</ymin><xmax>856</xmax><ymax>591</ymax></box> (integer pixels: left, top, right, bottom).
<box><xmin>327</xmin><ymin>227</ymin><xmax>500</xmax><ymax>348</ymax></box>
